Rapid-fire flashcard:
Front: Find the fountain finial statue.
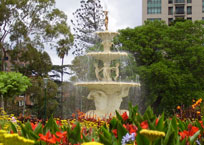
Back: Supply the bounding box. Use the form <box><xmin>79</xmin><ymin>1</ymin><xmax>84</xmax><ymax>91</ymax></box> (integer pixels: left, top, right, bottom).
<box><xmin>104</xmin><ymin>10</ymin><xmax>108</xmax><ymax>31</ymax></box>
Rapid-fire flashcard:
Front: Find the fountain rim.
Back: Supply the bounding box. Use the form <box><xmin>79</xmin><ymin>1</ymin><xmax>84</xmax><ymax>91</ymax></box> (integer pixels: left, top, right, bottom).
<box><xmin>75</xmin><ymin>81</ymin><xmax>141</xmax><ymax>87</ymax></box>
<box><xmin>95</xmin><ymin>31</ymin><xmax>119</xmax><ymax>35</ymax></box>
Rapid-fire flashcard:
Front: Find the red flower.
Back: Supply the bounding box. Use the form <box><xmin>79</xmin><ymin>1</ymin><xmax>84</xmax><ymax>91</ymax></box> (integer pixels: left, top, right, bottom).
<box><xmin>112</xmin><ymin>129</ymin><xmax>118</xmax><ymax>138</ymax></box>
<box><xmin>39</xmin><ymin>131</ymin><xmax>59</xmax><ymax>144</ymax></box>
<box><xmin>179</xmin><ymin>130</ymin><xmax>189</xmax><ymax>140</ymax></box>
<box><xmin>199</xmin><ymin>121</ymin><xmax>204</xmax><ymax>128</ymax></box>
<box><xmin>140</xmin><ymin>121</ymin><xmax>148</xmax><ymax>129</ymax></box>
<box><xmin>179</xmin><ymin>124</ymin><xmax>199</xmax><ymax>140</ymax></box>
<box><xmin>55</xmin><ymin>131</ymin><xmax>67</xmax><ymax>139</ymax></box>
<box><xmin>56</xmin><ymin>120</ymin><xmax>61</xmax><ymax>126</ymax></box>
<box><xmin>155</xmin><ymin>118</ymin><xmax>159</xmax><ymax>126</ymax></box>
<box><xmin>31</xmin><ymin>122</ymin><xmax>38</xmax><ymax>131</ymax></box>
<box><xmin>188</xmin><ymin>124</ymin><xmax>199</xmax><ymax>136</ymax></box>
<box><xmin>71</xmin><ymin>124</ymin><xmax>77</xmax><ymax>130</ymax></box>
<box><xmin>122</xmin><ymin>112</ymin><xmax>128</xmax><ymax>121</ymax></box>
<box><xmin>123</xmin><ymin>124</ymin><xmax>138</xmax><ymax>134</ymax></box>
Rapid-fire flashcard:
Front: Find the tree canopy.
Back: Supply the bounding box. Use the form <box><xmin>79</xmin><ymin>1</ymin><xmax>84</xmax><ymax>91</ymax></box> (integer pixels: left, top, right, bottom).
<box><xmin>71</xmin><ymin>0</ymin><xmax>105</xmax><ymax>54</ymax></box>
<box><xmin>115</xmin><ymin>20</ymin><xmax>204</xmax><ymax>114</ymax></box>
<box><xmin>0</xmin><ymin>0</ymin><xmax>73</xmax><ymax>71</ymax></box>
<box><xmin>0</xmin><ymin>72</ymin><xmax>31</xmax><ymax>98</ymax></box>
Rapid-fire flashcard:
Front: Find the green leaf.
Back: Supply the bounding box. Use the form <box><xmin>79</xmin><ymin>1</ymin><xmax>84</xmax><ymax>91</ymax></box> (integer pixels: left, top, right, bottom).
<box><xmin>109</xmin><ymin>117</ymin><xmax>118</xmax><ymax>130</ymax></box>
<box><xmin>9</xmin><ymin>122</ymin><xmax>17</xmax><ymax>133</ymax></box>
<box><xmin>72</xmin><ymin>122</ymin><xmax>82</xmax><ymax>142</ymax></box>
<box><xmin>189</xmin><ymin>130</ymin><xmax>200</xmax><ymax>145</ymax></box>
<box><xmin>20</xmin><ymin>123</ymin><xmax>27</xmax><ymax>138</ymax></box>
<box><xmin>136</xmin><ymin>132</ymin><xmax>149</xmax><ymax>145</ymax></box>
<box><xmin>116</xmin><ymin>111</ymin><xmax>123</xmax><ymax>122</ymax></box>
<box><xmin>101</xmin><ymin>126</ymin><xmax>111</xmax><ymax>139</ymax></box>
<box><xmin>34</xmin><ymin>123</ymin><xmax>42</xmax><ymax>135</ymax></box>
<box><xmin>117</xmin><ymin>121</ymin><xmax>128</xmax><ymax>144</ymax></box>
<box><xmin>99</xmin><ymin>133</ymin><xmax>112</xmax><ymax>145</ymax></box>
<box><xmin>29</xmin><ymin>130</ymin><xmax>39</xmax><ymax>140</ymax></box>
<box><xmin>156</xmin><ymin>112</ymin><xmax>164</xmax><ymax>131</ymax></box>
<box><xmin>164</xmin><ymin>121</ymin><xmax>174</xmax><ymax>145</ymax></box>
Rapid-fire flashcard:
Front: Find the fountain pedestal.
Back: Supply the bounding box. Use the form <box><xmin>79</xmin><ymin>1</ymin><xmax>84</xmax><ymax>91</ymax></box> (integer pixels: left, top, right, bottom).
<box><xmin>75</xmin><ymin>31</ymin><xmax>140</xmax><ymax>118</ymax></box>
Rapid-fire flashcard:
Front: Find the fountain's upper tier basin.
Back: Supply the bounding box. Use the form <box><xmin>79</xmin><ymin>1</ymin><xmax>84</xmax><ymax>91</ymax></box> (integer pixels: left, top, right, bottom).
<box><xmin>75</xmin><ymin>81</ymin><xmax>140</xmax><ymax>93</ymax></box>
<box><xmin>96</xmin><ymin>31</ymin><xmax>119</xmax><ymax>41</ymax></box>
<box><xmin>87</xmin><ymin>52</ymin><xmax>128</xmax><ymax>61</ymax></box>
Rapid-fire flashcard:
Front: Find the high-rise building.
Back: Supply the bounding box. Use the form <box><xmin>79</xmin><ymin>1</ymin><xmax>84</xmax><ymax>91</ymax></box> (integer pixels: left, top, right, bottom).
<box><xmin>142</xmin><ymin>0</ymin><xmax>204</xmax><ymax>25</ymax></box>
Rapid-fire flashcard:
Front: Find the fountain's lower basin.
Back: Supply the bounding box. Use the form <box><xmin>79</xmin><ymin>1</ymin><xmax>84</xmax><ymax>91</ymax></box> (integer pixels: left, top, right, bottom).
<box><xmin>75</xmin><ymin>81</ymin><xmax>140</xmax><ymax>118</ymax></box>
<box><xmin>75</xmin><ymin>81</ymin><xmax>140</xmax><ymax>92</ymax></box>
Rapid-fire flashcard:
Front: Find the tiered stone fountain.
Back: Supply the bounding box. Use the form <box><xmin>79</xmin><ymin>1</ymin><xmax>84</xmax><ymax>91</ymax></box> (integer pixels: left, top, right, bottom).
<box><xmin>75</xmin><ymin>11</ymin><xmax>140</xmax><ymax>118</ymax></box>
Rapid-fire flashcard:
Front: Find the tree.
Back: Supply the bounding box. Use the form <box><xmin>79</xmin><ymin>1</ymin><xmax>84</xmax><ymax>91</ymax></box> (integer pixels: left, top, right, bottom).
<box><xmin>0</xmin><ymin>72</ymin><xmax>31</xmax><ymax>110</ymax></box>
<box><xmin>0</xmin><ymin>0</ymin><xmax>73</xmax><ymax>71</ymax></box>
<box><xmin>26</xmin><ymin>77</ymin><xmax>58</xmax><ymax>118</ymax></box>
<box><xmin>9</xmin><ymin>46</ymin><xmax>52</xmax><ymax>77</ymax></box>
<box><xmin>71</xmin><ymin>0</ymin><xmax>105</xmax><ymax>54</ymax></box>
<box><xmin>115</xmin><ymin>20</ymin><xmax>204</xmax><ymax>114</ymax></box>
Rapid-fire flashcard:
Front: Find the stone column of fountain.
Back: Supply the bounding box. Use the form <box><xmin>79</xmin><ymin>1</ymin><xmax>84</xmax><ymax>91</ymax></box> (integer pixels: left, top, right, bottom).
<box><xmin>75</xmin><ymin>11</ymin><xmax>140</xmax><ymax>118</ymax></box>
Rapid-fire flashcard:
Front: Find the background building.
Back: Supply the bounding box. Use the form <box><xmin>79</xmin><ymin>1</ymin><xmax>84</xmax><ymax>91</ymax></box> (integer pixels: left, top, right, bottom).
<box><xmin>142</xmin><ymin>0</ymin><xmax>204</xmax><ymax>25</ymax></box>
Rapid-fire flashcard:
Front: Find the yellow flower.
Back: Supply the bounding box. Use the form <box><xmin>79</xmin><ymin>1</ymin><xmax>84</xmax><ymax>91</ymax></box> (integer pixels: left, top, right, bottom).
<box><xmin>82</xmin><ymin>142</ymin><xmax>104</xmax><ymax>145</ymax></box>
<box><xmin>140</xmin><ymin>129</ymin><xmax>165</xmax><ymax>141</ymax></box>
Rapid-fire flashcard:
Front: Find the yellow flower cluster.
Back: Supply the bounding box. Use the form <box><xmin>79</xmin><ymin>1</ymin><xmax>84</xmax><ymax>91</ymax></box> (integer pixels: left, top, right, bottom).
<box><xmin>0</xmin><ymin>130</ymin><xmax>35</xmax><ymax>145</ymax></box>
<box><xmin>192</xmin><ymin>98</ymin><xmax>202</xmax><ymax>109</ymax></box>
<box><xmin>140</xmin><ymin>129</ymin><xmax>165</xmax><ymax>141</ymax></box>
<box><xmin>82</xmin><ymin>142</ymin><xmax>104</xmax><ymax>145</ymax></box>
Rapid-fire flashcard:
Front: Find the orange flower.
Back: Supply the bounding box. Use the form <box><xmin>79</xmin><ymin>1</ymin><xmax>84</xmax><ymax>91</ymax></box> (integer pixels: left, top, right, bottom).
<box><xmin>196</xmin><ymin>111</ymin><xmax>201</xmax><ymax>115</ymax></box>
<box><xmin>140</xmin><ymin>121</ymin><xmax>148</xmax><ymax>129</ymax></box>
<box><xmin>177</xmin><ymin>106</ymin><xmax>181</xmax><ymax>110</ymax></box>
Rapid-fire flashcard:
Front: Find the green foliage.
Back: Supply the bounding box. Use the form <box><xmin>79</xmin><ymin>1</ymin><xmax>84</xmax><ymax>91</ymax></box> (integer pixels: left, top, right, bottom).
<box><xmin>116</xmin><ymin>20</ymin><xmax>204</xmax><ymax>114</ymax></box>
<box><xmin>0</xmin><ymin>72</ymin><xmax>31</xmax><ymax>98</ymax></box>
<box><xmin>26</xmin><ymin>77</ymin><xmax>58</xmax><ymax>118</ymax></box>
<box><xmin>9</xmin><ymin>47</ymin><xmax>52</xmax><ymax>77</ymax></box>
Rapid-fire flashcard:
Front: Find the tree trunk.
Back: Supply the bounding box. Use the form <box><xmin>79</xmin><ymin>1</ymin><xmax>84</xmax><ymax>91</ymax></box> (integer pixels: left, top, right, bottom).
<box><xmin>1</xmin><ymin>95</ymin><xmax>4</xmax><ymax>111</ymax></box>
<box><xmin>61</xmin><ymin>57</ymin><xmax>64</xmax><ymax>119</ymax></box>
<box><xmin>1</xmin><ymin>47</ymin><xmax>6</xmax><ymax>71</ymax></box>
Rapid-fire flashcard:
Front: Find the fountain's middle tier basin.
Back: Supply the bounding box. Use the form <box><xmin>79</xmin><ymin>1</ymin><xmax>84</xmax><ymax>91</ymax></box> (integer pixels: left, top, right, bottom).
<box><xmin>87</xmin><ymin>52</ymin><xmax>128</xmax><ymax>61</ymax></box>
<box><xmin>75</xmin><ymin>81</ymin><xmax>140</xmax><ymax>93</ymax></box>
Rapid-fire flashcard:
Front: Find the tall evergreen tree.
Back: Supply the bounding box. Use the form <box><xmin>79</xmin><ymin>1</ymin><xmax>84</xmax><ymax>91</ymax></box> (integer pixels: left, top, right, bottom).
<box><xmin>71</xmin><ymin>0</ymin><xmax>105</xmax><ymax>54</ymax></box>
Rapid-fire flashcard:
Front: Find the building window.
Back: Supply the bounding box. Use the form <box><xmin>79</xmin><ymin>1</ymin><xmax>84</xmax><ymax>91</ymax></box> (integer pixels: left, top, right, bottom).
<box><xmin>202</xmin><ymin>17</ymin><xmax>204</xmax><ymax>20</ymax></box>
<box><xmin>175</xmin><ymin>6</ymin><xmax>185</xmax><ymax>14</ymax></box>
<box><xmin>147</xmin><ymin>0</ymin><xmax>161</xmax><ymax>14</ymax></box>
<box><xmin>187</xmin><ymin>17</ymin><xmax>192</xmax><ymax>20</ymax></box>
<box><xmin>187</xmin><ymin>6</ymin><xmax>192</xmax><ymax>14</ymax></box>
<box><xmin>168</xmin><ymin>7</ymin><xmax>173</xmax><ymax>15</ymax></box>
<box><xmin>168</xmin><ymin>0</ymin><xmax>173</xmax><ymax>4</ymax></box>
<box><xmin>187</xmin><ymin>0</ymin><xmax>191</xmax><ymax>3</ymax></box>
<box><xmin>147</xmin><ymin>18</ymin><xmax>161</xmax><ymax>21</ymax></box>
<box><xmin>175</xmin><ymin>0</ymin><xmax>185</xmax><ymax>3</ymax></box>
<box><xmin>203</xmin><ymin>0</ymin><xmax>204</xmax><ymax>13</ymax></box>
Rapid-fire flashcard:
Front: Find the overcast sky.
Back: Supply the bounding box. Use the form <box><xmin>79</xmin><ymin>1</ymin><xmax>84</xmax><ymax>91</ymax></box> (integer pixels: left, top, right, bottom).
<box><xmin>46</xmin><ymin>0</ymin><xmax>142</xmax><ymax>81</ymax></box>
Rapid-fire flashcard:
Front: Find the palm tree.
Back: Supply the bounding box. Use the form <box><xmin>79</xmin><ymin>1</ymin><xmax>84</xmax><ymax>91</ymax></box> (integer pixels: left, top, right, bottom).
<box><xmin>56</xmin><ymin>34</ymin><xmax>74</xmax><ymax>118</ymax></box>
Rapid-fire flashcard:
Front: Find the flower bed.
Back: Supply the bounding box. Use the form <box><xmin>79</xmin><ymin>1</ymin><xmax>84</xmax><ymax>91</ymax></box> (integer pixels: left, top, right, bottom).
<box><xmin>0</xmin><ymin>99</ymin><xmax>204</xmax><ymax>145</ymax></box>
